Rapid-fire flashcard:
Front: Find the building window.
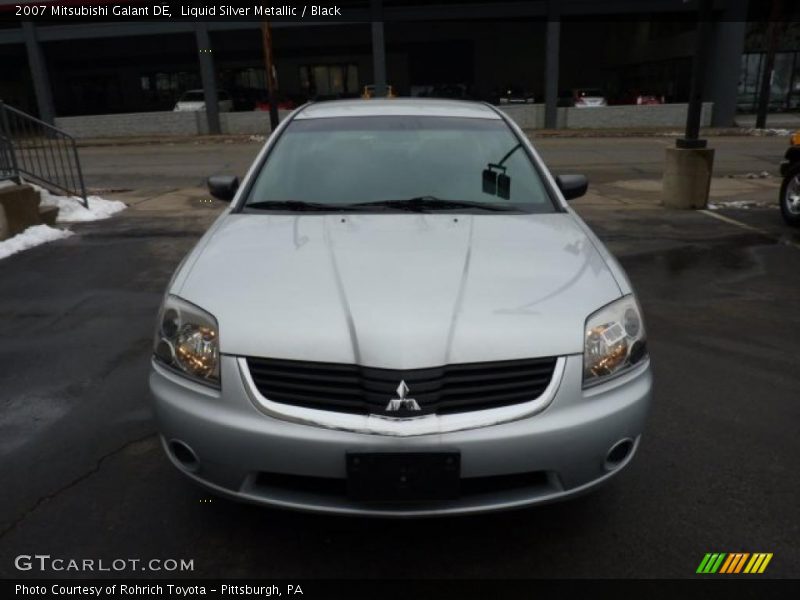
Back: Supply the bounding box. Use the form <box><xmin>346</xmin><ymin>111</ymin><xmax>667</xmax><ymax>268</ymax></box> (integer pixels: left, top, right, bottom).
<box><xmin>299</xmin><ymin>64</ymin><xmax>359</xmax><ymax>98</ymax></box>
<box><xmin>738</xmin><ymin>52</ymin><xmax>800</xmax><ymax>113</ymax></box>
<box><xmin>233</xmin><ymin>67</ymin><xmax>267</xmax><ymax>91</ymax></box>
<box><xmin>138</xmin><ymin>71</ymin><xmax>200</xmax><ymax>110</ymax></box>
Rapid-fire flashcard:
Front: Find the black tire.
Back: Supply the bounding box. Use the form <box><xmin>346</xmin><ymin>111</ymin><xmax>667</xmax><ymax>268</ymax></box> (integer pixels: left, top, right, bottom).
<box><xmin>780</xmin><ymin>163</ymin><xmax>800</xmax><ymax>226</ymax></box>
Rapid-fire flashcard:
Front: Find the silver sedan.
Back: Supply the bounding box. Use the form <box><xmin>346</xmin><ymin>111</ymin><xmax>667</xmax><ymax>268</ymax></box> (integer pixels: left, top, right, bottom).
<box><xmin>149</xmin><ymin>98</ymin><xmax>652</xmax><ymax>516</ymax></box>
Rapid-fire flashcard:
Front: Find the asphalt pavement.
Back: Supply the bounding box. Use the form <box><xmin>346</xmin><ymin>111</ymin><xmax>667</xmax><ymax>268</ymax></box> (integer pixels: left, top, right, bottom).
<box><xmin>0</xmin><ymin>135</ymin><xmax>798</xmax><ymax>579</ymax></box>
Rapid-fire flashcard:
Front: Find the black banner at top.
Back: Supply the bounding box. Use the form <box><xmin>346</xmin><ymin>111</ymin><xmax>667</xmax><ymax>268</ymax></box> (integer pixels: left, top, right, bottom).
<box><xmin>5</xmin><ymin>1</ymin><xmax>358</xmax><ymax>21</ymax></box>
<box><xmin>0</xmin><ymin>0</ymin><xmax>795</xmax><ymax>24</ymax></box>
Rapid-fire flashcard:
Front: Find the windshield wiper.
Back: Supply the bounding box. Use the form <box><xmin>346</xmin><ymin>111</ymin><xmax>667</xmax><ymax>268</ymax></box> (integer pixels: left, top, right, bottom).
<box><xmin>350</xmin><ymin>196</ymin><xmax>520</xmax><ymax>212</ymax></box>
<box><xmin>246</xmin><ymin>200</ymin><xmax>358</xmax><ymax>212</ymax></box>
<box><xmin>246</xmin><ymin>197</ymin><xmax>523</xmax><ymax>213</ymax></box>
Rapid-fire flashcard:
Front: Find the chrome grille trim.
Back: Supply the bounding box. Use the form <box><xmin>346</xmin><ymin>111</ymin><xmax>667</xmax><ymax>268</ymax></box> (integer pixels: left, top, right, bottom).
<box><xmin>238</xmin><ymin>356</ymin><xmax>566</xmax><ymax>436</ymax></box>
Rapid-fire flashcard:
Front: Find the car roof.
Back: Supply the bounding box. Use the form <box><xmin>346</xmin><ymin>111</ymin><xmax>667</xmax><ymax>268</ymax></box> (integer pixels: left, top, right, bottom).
<box><xmin>295</xmin><ymin>98</ymin><xmax>502</xmax><ymax>120</ymax></box>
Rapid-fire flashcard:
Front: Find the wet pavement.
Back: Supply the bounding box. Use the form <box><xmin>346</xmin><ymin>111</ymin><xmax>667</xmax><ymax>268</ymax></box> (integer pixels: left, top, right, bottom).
<box><xmin>0</xmin><ymin>136</ymin><xmax>798</xmax><ymax>579</ymax></box>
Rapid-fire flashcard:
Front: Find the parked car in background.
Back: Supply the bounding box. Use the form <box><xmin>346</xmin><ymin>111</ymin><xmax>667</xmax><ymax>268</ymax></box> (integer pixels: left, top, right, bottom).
<box><xmin>254</xmin><ymin>94</ymin><xmax>296</xmax><ymax>112</ymax></box>
<box><xmin>173</xmin><ymin>90</ymin><xmax>234</xmax><ymax>112</ymax></box>
<box><xmin>496</xmin><ymin>85</ymin><xmax>535</xmax><ymax>105</ymax></box>
<box><xmin>571</xmin><ymin>88</ymin><xmax>608</xmax><ymax>108</ymax></box>
<box><xmin>362</xmin><ymin>84</ymin><xmax>397</xmax><ymax>99</ymax></box>
<box><xmin>231</xmin><ymin>88</ymin><xmax>274</xmax><ymax>112</ymax></box>
<box><xmin>634</xmin><ymin>93</ymin><xmax>665</xmax><ymax>105</ymax></box>
<box><xmin>411</xmin><ymin>83</ymin><xmax>470</xmax><ymax>100</ymax></box>
<box><xmin>150</xmin><ymin>98</ymin><xmax>652</xmax><ymax>516</ymax></box>
<box><xmin>610</xmin><ymin>91</ymin><xmax>665</xmax><ymax>106</ymax></box>
<box><xmin>779</xmin><ymin>130</ymin><xmax>800</xmax><ymax>226</ymax></box>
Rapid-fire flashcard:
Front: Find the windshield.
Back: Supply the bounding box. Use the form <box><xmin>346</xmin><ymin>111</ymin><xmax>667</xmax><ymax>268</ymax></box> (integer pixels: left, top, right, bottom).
<box><xmin>243</xmin><ymin>116</ymin><xmax>555</xmax><ymax>212</ymax></box>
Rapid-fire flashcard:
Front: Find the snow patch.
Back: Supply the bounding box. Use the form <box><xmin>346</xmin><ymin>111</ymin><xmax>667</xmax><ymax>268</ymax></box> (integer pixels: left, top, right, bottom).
<box><xmin>0</xmin><ymin>224</ymin><xmax>74</xmax><ymax>260</ymax></box>
<box><xmin>708</xmin><ymin>199</ymin><xmax>776</xmax><ymax>210</ymax></box>
<box><xmin>30</xmin><ymin>183</ymin><xmax>127</xmax><ymax>222</ymax></box>
<box><xmin>744</xmin><ymin>128</ymin><xmax>793</xmax><ymax>137</ymax></box>
<box><xmin>727</xmin><ymin>171</ymin><xmax>772</xmax><ymax>179</ymax></box>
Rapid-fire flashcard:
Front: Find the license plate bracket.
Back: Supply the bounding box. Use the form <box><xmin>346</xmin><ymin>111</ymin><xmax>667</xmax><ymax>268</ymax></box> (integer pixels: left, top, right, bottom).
<box><xmin>346</xmin><ymin>452</ymin><xmax>460</xmax><ymax>502</ymax></box>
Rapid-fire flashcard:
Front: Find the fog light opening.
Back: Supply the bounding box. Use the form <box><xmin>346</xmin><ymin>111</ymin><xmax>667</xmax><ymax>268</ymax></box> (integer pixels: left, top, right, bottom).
<box><xmin>605</xmin><ymin>438</ymin><xmax>634</xmax><ymax>470</ymax></box>
<box><xmin>169</xmin><ymin>440</ymin><xmax>200</xmax><ymax>472</ymax></box>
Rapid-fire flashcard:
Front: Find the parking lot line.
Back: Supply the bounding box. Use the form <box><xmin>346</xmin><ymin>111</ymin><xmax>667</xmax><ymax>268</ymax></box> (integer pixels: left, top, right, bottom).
<box><xmin>699</xmin><ymin>209</ymin><xmax>800</xmax><ymax>250</ymax></box>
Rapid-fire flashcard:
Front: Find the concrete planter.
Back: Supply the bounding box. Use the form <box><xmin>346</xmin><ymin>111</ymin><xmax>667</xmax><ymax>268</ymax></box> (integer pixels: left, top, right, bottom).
<box><xmin>0</xmin><ymin>183</ymin><xmax>45</xmax><ymax>239</ymax></box>
<box><xmin>662</xmin><ymin>147</ymin><xmax>716</xmax><ymax>209</ymax></box>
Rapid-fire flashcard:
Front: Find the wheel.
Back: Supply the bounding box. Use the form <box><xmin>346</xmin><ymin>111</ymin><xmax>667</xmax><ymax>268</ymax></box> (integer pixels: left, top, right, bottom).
<box><xmin>780</xmin><ymin>163</ymin><xmax>800</xmax><ymax>226</ymax></box>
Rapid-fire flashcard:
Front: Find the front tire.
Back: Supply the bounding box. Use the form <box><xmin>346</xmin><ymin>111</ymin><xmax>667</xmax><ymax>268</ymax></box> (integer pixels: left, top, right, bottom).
<box><xmin>780</xmin><ymin>163</ymin><xmax>800</xmax><ymax>226</ymax></box>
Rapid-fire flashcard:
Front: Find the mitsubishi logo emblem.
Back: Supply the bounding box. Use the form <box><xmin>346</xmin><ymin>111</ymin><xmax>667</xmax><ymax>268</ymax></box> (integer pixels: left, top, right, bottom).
<box><xmin>385</xmin><ymin>380</ymin><xmax>421</xmax><ymax>412</ymax></box>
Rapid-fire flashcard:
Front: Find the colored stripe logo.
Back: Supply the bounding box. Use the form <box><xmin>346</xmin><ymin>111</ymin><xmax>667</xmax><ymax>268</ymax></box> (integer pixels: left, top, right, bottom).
<box><xmin>697</xmin><ymin>553</ymin><xmax>773</xmax><ymax>574</ymax></box>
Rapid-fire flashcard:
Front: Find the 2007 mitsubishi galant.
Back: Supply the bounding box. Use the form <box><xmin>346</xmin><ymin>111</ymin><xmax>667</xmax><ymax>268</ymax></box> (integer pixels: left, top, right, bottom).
<box><xmin>150</xmin><ymin>98</ymin><xmax>652</xmax><ymax>516</ymax></box>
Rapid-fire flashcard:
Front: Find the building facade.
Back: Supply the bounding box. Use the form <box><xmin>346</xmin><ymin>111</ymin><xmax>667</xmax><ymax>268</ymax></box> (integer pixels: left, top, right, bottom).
<box><xmin>0</xmin><ymin>0</ymin><xmax>780</xmax><ymax>130</ymax></box>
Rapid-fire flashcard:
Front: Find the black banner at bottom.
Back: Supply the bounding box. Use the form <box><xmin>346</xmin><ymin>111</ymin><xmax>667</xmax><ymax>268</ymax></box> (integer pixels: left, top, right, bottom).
<box><xmin>3</xmin><ymin>579</ymin><xmax>800</xmax><ymax>600</ymax></box>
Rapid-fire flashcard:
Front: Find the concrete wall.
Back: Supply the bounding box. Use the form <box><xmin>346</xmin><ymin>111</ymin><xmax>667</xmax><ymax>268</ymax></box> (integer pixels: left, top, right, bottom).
<box><xmin>499</xmin><ymin>102</ymin><xmax>713</xmax><ymax>130</ymax></box>
<box><xmin>55</xmin><ymin>102</ymin><xmax>714</xmax><ymax>138</ymax></box>
<box><xmin>217</xmin><ymin>111</ymin><xmax>292</xmax><ymax>135</ymax></box>
<box><xmin>498</xmin><ymin>104</ymin><xmax>568</xmax><ymax>129</ymax></box>
<box><xmin>55</xmin><ymin>110</ymin><xmax>293</xmax><ymax>138</ymax></box>
<box><xmin>562</xmin><ymin>102</ymin><xmax>713</xmax><ymax>129</ymax></box>
<box><xmin>55</xmin><ymin>111</ymin><xmax>201</xmax><ymax>137</ymax></box>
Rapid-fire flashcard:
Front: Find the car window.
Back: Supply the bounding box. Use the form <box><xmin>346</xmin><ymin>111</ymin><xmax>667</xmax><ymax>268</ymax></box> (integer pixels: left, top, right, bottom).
<box><xmin>244</xmin><ymin>116</ymin><xmax>555</xmax><ymax>211</ymax></box>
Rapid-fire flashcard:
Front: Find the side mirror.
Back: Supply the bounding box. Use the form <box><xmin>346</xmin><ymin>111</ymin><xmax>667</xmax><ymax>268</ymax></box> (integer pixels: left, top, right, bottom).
<box><xmin>555</xmin><ymin>174</ymin><xmax>588</xmax><ymax>201</ymax></box>
<box><xmin>207</xmin><ymin>175</ymin><xmax>239</xmax><ymax>202</ymax></box>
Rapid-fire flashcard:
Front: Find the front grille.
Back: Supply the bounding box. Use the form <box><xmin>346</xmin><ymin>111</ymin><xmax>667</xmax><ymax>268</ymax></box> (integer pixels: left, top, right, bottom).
<box><xmin>245</xmin><ymin>356</ymin><xmax>557</xmax><ymax>416</ymax></box>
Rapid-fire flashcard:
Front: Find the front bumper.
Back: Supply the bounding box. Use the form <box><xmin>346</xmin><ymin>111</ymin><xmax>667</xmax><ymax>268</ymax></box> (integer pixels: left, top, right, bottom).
<box><xmin>150</xmin><ymin>354</ymin><xmax>652</xmax><ymax>517</ymax></box>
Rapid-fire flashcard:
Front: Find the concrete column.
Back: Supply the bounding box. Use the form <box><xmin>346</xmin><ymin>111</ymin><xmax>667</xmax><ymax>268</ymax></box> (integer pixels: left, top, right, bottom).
<box><xmin>705</xmin><ymin>0</ymin><xmax>748</xmax><ymax>127</ymax></box>
<box><xmin>544</xmin><ymin>4</ymin><xmax>561</xmax><ymax>129</ymax></box>
<box><xmin>21</xmin><ymin>22</ymin><xmax>55</xmax><ymax>124</ymax></box>
<box><xmin>370</xmin><ymin>0</ymin><xmax>387</xmax><ymax>97</ymax></box>
<box><xmin>195</xmin><ymin>23</ymin><xmax>220</xmax><ymax>135</ymax></box>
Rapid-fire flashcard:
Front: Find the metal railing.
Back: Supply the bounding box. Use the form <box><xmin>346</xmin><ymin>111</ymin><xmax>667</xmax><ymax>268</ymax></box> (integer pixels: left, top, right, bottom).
<box><xmin>0</xmin><ymin>101</ymin><xmax>87</xmax><ymax>207</ymax></box>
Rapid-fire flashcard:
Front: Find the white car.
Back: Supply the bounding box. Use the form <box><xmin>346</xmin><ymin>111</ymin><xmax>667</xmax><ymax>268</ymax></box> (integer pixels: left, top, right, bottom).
<box><xmin>572</xmin><ymin>88</ymin><xmax>608</xmax><ymax>108</ymax></box>
<box><xmin>173</xmin><ymin>89</ymin><xmax>234</xmax><ymax>112</ymax></box>
<box><xmin>150</xmin><ymin>98</ymin><xmax>651</xmax><ymax>516</ymax></box>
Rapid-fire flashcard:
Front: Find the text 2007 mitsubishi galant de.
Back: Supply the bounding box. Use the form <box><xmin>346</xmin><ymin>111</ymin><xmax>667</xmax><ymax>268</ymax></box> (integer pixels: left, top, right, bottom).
<box><xmin>150</xmin><ymin>98</ymin><xmax>652</xmax><ymax>516</ymax></box>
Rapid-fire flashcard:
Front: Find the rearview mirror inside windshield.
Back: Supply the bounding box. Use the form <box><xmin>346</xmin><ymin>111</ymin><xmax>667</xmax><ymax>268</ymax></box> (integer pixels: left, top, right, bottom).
<box><xmin>483</xmin><ymin>165</ymin><xmax>511</xmax><ymax>200</ymax></box>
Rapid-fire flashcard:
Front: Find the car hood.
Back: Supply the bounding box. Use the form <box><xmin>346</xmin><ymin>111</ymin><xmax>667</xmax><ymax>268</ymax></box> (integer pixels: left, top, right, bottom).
<box><xmin>177</xmin><ymin>213</ymin><xmax>622</xmax><ymax>368</ymax></box>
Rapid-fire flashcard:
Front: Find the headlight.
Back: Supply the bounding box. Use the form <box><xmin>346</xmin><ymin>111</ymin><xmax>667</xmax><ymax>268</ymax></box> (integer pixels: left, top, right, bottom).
<box><xmin>153</xmin><ymin>295</ymin><xmax>220</xmax><ymax>387</ymax></box>
<box><xmin>583</xmin><ymin>295</ymin><xmax>647</xmax><ymax>388</ymax></box>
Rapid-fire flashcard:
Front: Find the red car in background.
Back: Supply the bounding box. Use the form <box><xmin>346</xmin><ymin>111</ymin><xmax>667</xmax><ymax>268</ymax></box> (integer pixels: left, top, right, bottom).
<box><xmin>254</xmin><ymin>95</ymin><xmax>296</xmax><ymax>111</ymax></box>
<box><xmin>612</xmin><ymin>91</ymin><xmax>666</xmax><ymax>105</ymax></box>
<box><xmin>634</xmin><ymin>93</ymin><xmax>665</xmax><ymax>105</ymax></box>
